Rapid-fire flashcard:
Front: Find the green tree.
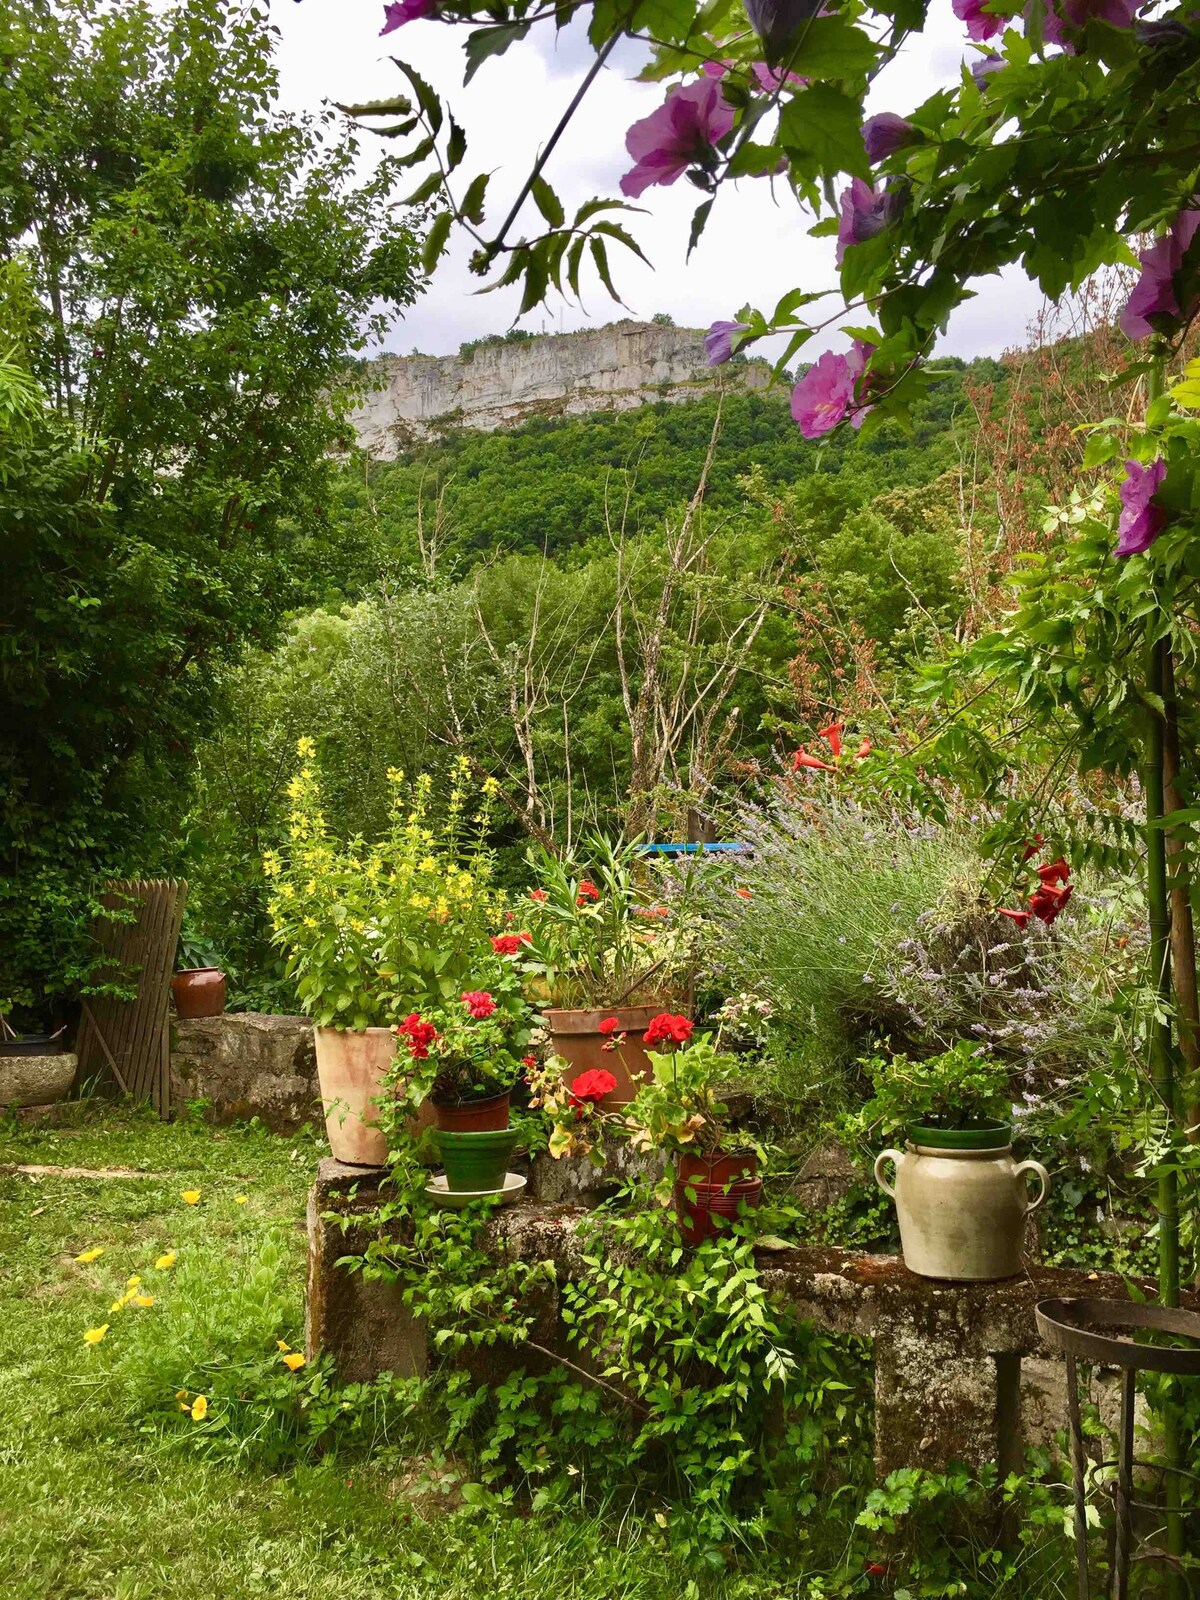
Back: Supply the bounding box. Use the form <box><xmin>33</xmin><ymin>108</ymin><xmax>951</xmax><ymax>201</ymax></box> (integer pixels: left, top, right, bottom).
<box><xmin>0</xmin><ymin>0</ymin><xmax>424</xmax><ymax>1019</ymax></box>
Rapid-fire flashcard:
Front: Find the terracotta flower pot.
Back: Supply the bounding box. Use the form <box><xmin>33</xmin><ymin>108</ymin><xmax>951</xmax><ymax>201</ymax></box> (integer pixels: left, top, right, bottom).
<box><xmin>313</xmin><ymin>1025</ymin><xmax>396</xmax><ymax>1166</ymax></box>
<box><xmin>171</xmin><ymin>967</ymin><xmax>226</xmax><ymax>1019</ymax></box>
<box><xmin>674</xmin><ymin>1165</ymin><xmax>763</xmax><ymax>1248</ymax></box>
<box><xmin>544</xmin><ymin>1002</ymin><xmax>683</xmax><ymax>1108</ymax></box>
<box><xmin>677</xmin><ymin>1148</ymin><xmax>758</xmax><ymax>1186</ymax></box>
<box><xmin>433</xmin><ymin>1090</ymin><xmax>511</xmax><ymax>1133</ymax></box>
<box><xmin>434</xmin><ymin>1127</ymin><xmax>520</xmax><ymax>1194</ymax></box>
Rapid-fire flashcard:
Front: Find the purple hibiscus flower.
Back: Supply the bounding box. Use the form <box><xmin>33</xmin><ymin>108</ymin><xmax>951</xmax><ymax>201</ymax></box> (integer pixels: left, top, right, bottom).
<box><xmin>1120</xmin><ymin>207</ymin><xmax>1200</xmax><ymax>340</ymax></box>
<box><xmin>381</xmin><ymin>0</ymin><xmax>433</xmax><ymax>32</ymax></box>
<box><xmin>953</xmin><ymin>0</ymin><xmax>1005</xmax><ymax>41</ymax></box>
<box><xmin>706</xmin><ymin>321</ymin><xmax>750</xmax><ymax>365</ymax></box>
<box><xmin>620</xmin><ymin>79</ymin><xmax>735</xmax><ymax>200</ymax></box>
<box><xmin>970</xmin><ymin>51</ymin><xmax>1005</xmax><ymax>86</ymax></box>
<box><xmin>862</xmin><ymin>113</ymin><xmax>916</xmax><ymax>164</ymax></box>
<box><xmin>752</xmin><ymin>62</ymin><xmax>807</xmax><ymax>91</ymax></box>
<box><xmin>1041</xmin><ymin>0</ymin><xmax>1137</xmax><ymax>48</ymax></box>
<box><xmin>745</xmin><ymin>0</ymin><xmax>825</xmax><ymax>56</ymax></box>
<box><xmin>1116</xmin><ymin>458</ymin><xmax>1168</xmax><ymax>557</ymax></box>
<box><xmin>790</xmin><ymin>341</ymin><xmax>873</xmax><ymax>439</ymax></box>
<box><xmin>836</xmin><ymin>179</ymin><xmax>898</xmax><ymax>265</ymax></box>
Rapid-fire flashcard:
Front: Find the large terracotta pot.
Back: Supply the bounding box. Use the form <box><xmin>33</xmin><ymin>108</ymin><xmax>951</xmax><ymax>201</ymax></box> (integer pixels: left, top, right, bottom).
<box><xmin>433</xmin><ymin>1090</ymin><xmax>511</xmax><ymax>1133</ymax></box>
<box><xmin>543</xmin><ymin>1002</ymin><xmax>681</xmax><ymax>1108</ymax></box>
<box><xmin>313</xmin><ymin>1026</ymin><xmax>396</xmax><ymax>1166</ymax></box>
<box><xmin>874</xmin><ymin>1138</ymin><xmax>1049</xmax><ymax>1281</ymax></box>
<box><xmin>171</xmin><ymin>968</ymin><xmax>226</xmax><ymax>1019</ymax></box>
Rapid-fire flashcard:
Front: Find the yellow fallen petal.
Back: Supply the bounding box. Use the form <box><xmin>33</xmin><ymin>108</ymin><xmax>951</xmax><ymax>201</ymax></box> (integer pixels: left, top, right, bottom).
<box><xmin>74</xmin><ymin>1247</ymin><xmax>104</xmax><ymax>1264</ymax></box>
<box><xmin>180</xmin><ymin>1189</ymin><xmax>201</xmax><ymax>1206</ymax></box>
<box><xmin>276</xmin><ymin>1340</ymin><xmax>290</xmax><ymax>1353</ymax></box>
<box><xmin>155</xmin><ymin>1252</ymin><xmax>176</xmax><ymax>1271</ymax></box>
<box><xmin>109</xmin><ymin>1301</ymin><xmax>126</xmax><ymax>1313</ymax></box>
<box><xmin>179</xmin><ymin>1402</ymin><xmax>191</xmax><ymax>1412</ymax></box>
<box><xmin>83</xmin><ymin>1324</ymin><xmax>108</xmax><ymax>1345</ymax></box>
<box><xmin>190</xmin><ymin>1395</ymin><xmax>208</xmax><ymax>1420</ymax></box>
<box><xmin>131</xmin><ymin>1294</ymin><xmax>155</xmax><ymax>1308</ymax></box>
<box><xmin>281</xmin><ymin>1353</ymin><xmax>306</xmax><ymax>1372</ymax></box>
<box><xmin>234</xmin><ymin>1195</ymin><xmax>248</xmax><ymax>1205</ymax></box>
<box><xmin>175</xmin><ymin>1390</ymin><xmax>189</xmax><ymax>1401</ymax></box>
<box><xmin>126</xmin><ymin>1276</ymin><xmax>141</xmax><ymax>1289</ymax></box>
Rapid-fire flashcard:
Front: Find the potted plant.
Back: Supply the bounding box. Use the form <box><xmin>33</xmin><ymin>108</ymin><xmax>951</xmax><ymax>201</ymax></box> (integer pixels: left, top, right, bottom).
<box><xmin>266</xmin><ymin>745</ymin><xmax>513</xmax><ymax>1168</ymax></box>
<box><xmin>170</xmin><ymin>922</ymin><xmax>227</xmax><ymax>1020</ymax></box>
<box><xmin>532</xmin><ymin>1016</ymin><xmax>763</xmax><ymax>1245</ymax></box>
<box><xmin>394</xmin><ymin>984</ymin><xmax>531</xmax><ymax>1194</ymax></box>
<box><xmin>867</xmin><ymin>1043</ymin><xmax>1050</xmax><ymax>1281</ymax></box>
<box><xmin>521</xmin><ymin>834</ymin><xmax>698</xmax><ymax>1108</ymax></box>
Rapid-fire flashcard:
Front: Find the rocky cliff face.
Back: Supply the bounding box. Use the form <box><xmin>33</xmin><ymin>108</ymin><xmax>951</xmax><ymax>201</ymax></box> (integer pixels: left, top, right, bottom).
<box><xmin>348</xmin><ymin>320</ymin><xmax>772</xmax><ymax>455</ymax></box>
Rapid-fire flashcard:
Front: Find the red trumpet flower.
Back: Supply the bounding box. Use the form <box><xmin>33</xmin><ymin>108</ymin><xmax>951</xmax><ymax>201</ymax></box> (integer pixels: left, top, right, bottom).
<box><xmin>818</xmin><ymin>720</ymin><xmax>844</xmax><ymax>758</ymax></box>
<box><xmin>997</xmin><ymin>908</ymin><xmax>1031</xmax><ymax>929</ymax></box>
<box><xmin>792</xmin><ymin>746</ymin><xmax>835</xmax><ymax>773</ymax></box>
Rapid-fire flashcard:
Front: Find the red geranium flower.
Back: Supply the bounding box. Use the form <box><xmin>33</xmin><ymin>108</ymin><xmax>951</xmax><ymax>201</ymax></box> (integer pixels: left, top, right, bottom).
<box><xmin>576</xmin><ymin>881</ymin><xmax>601</xmax><ymax>904</ymax></box>
<box><xmin>396</xmin><ymin>1012</ymin><xmax>438</xmax><ymax>1059</ymax></box>
<box><xmin>598</xmin><ymin>1017</ymin><xmax>620</xmax><ymax>1036</ymax></box>
<box><xmin>644</xmin><ymin>1012</ymin><xmax>693</xmax><ymax>1048</ymax></box>
<box><xmin>819</xmin><ymin>720</ymin><xmax>844</xmax><ymax>758</ymax></box>
<box><xmin>1036</xmin><ymin>857</ymin><xmax>1070</xmax><ymax>887</ymax></box>
<box><xmin>521</xmin><ymin>1054</ymin><xmax>537</xmax><ymax>1070</ymax></box>
<box><xmin>997</xmin><ymin>908</ymin><xmax>1031</xmax><ymax>929</ymax></box>
<box><xmin>569</xmin><ymin>1068</ymin><xmax>618</xmax><ymax>1105</ymax></box>
<box><xmin>462</xmin><ymin>990</ymin><xmax>497</xmax><ymax>1019</ymax></box>
<box><xmin>530</xmin><ymin>888</ymin><xmax>548</xmax><ymax>903</ymax></box>
<box><xmin>491</xmin><ymin>932</ymin><xmax>531</xmax><ymax>956</ymax></box>
<box><xmin>792</xmin><ymin>746</ymin><xmax>835</xmax><ymax>773</ymax></box>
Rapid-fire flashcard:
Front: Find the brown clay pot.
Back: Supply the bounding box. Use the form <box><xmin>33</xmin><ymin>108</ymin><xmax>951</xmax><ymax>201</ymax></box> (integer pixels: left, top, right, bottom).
<box><xmin>313</xmin><ymin>1026</ymin><xmax>396</xmax><ymax>1166</ymax></box>
<box><xmin>433</xmin><ymin>1090</ymin><xmax>511</xmax><ymax>1133</ymax></box>
<box><xmin>674</xmin><ymin>1168</ymin><xmax>763</xmax><ymax>1248</ymax></box>
<box><xmin>677</xmin><ymin>1148</ymin><xmax>758</xmax><ymax>1185</ymax></box>
<box><xmin>171</xmin><ymin>967</ymin><xmax>226</xmax><ymax>1019</ymax></box>
<box><xmin>543</xmin><ymin>1002</ymin><xmax>683</xmax><ymax>1108</ymax></box>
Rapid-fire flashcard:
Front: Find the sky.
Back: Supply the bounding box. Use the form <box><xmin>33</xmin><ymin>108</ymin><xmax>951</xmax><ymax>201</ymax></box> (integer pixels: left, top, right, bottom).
<box><xmin>270</xmin><ymin>0</ymin><xmax>1048</xmax><ymax>362</ymax></box>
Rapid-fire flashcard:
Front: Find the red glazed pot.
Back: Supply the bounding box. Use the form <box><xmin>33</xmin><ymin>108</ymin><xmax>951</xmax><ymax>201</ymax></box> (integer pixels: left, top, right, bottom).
<box><xmin>544</xmin><ymin>1002</ymin><xmax>686</xmax><ymax>1108</ymax></box>
<box><xmin>677</xmin><ymin>1149</ymin><xmax>758</xmax><ymax>1185</ymax></box>
<box><xmin>432</xmin><ymin>1090</ymin><xmax>511</xmax><ymax>1133</ymax></box>
<box><xmin>674</xmin><ymin>1169</ymin><xmax>763</xmax><ymax>1248</ymax></box>
<box><xmin>171</xmin><ymin>967</ymin><xmax>226</xmax><ymax>1020</ymax></box>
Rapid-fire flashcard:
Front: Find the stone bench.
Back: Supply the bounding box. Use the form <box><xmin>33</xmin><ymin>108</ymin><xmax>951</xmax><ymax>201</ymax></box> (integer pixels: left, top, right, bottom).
<box><xmin>306</xmin><ymin>1158</ymin><xmax>1195</xmax><ymax>1477</ymax></box>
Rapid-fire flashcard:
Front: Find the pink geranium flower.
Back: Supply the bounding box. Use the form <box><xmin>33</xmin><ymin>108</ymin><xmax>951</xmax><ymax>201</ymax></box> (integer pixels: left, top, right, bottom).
<box><xmin>1120</xmin><ymin>209</ymin><xmax>1200</xmax><ymax>341</ymax></box>
<box><xmin>790</xmin><ymin>342</ymin><xmax>872</xmax><ymax>439</ymax></box>
<box><xmin>380</xmin><ymin>0</ymin><xmax>433</xmax><ymax>33</ymax></box>
<box><xmin>620</xmin><ymin>79</ymin><xmax>734</xmax><ymax>199</ymax></box>
<box><xmin>1115</xmin><ymin>458</ymin><xmax>1168</xmax><ymax>556</ymax></box>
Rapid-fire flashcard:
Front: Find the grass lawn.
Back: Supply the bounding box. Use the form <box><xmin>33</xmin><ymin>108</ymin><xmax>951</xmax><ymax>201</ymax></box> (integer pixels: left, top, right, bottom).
<box><xmin>0</xmin><ymin>1104</ymin><xmax>796</xmax><ymax>1600</ymax></box>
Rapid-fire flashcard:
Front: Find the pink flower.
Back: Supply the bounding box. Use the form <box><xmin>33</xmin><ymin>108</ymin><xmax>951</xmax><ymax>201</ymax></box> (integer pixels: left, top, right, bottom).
<box><xmin>380</xmin><ymin>0</ymin><xmax>433</xmax><ymax>32</ymax></box>
<box><xmin>750</xmin><ymin>62</ymin><xmax>806</xmax><ymax>92</ymax></box>
<box><xmin>462</xmin><ymin>990</ymin><xmax>497</xmax><ymax>1020</ymax></box>
<box><xmin>970</xmin><ymin>51</ymin><xmax>1005</xmax><ymax>86</ymax></box>
<box><xmin>706</xmin><ymin>320</ymin><xmax>749</xmax><ymax>365</ymax></box>
<box><xmin>1116</xmin><ymin>458</ymin><xmax>1168</xmax><ymax>557</ymax></box>
<box><xmin>1042</xmin><ymin>0</ymin><xmax>1137</xmax><ymax>49</ymax></box>
<box><xmin>1120</xmin><ymin>209</ymin><xmax>1200</xmax><ymax>341</ymax></box>
<box><xmin>953</xmin><ymin>0</ymin><xmax>1004</xmax><ymax>42</ymax></box>
<box><xmin>862</xmin><ymin>113</ymin><xmax>916</xmax><ymax>163</ymax></box>
<box><xmin>790</xmin><ymin>342</ymin><xmax>872</xmax><ymax>439</ymax></box>
<box><xmin>836</xmin><ymin>179</ymin><xmax>899</xmax><ymax>265</ymax></box>
<box><xmin>620</xmin><ymin>79</ymin><xmax>734</xmax><ymax>200</ymax></box>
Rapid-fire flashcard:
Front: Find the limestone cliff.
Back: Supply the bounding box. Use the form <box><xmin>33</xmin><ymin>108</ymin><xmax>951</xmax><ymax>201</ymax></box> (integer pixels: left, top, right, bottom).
<box><xmin>347</xmin><ymin>320</ymin><xmax>772</xmax><ymax>455</ymax></box>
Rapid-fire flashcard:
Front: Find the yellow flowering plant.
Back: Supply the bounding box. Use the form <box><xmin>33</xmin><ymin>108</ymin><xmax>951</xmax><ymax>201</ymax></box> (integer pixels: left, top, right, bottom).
<box><xmin>266</xmin><ymin>747</ymin><xmax>511</xmax><ymax>1029</ymax></box>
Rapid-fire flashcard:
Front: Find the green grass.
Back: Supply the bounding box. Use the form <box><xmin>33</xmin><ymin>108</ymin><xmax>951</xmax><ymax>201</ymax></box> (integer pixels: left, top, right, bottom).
<box><xmin>0</xmin><ymin>1104</ymin><xmax>801</xmax><ymax>1600</ymax></box>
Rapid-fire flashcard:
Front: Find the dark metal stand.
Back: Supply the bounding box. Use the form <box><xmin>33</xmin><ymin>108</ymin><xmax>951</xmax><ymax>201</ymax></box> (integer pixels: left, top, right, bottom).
<box><xmin>1035</xmin><ymin>1298</ymin><xmax>1200</xmax><ymax>1600</ymax></box>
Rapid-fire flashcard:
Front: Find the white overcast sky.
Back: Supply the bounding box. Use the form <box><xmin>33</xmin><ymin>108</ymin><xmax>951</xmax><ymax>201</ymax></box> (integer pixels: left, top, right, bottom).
<box><xmin>270</xmin><ymin>0</ymin><xmax>1046</xmax><ymax>361</ymax></box>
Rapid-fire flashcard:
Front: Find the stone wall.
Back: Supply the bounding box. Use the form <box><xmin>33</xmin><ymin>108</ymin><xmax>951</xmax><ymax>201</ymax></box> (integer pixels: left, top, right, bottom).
<box><xmin>347</xmin><ymin>320</ymin><xmax>773</xmax><ymax>453</ymax></box>
<box><xmin>170</xmin><ymin>1012</ymin><xmax>317</xmax><ymax>1129</ymax></box>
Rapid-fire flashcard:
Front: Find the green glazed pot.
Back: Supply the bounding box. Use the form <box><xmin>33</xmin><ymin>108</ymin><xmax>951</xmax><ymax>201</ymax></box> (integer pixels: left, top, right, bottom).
<box><xmin>434</xmin><ymin>1127</ymin><xmax>520</xmax><ymax>1195</ymax></box>
<box><xmin>907</xmin><ymin>1122</ymin><xmax>1012</xmax><ymax>1152</ymax></box>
